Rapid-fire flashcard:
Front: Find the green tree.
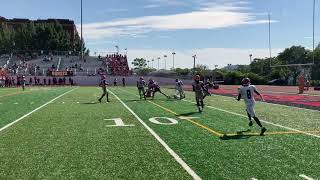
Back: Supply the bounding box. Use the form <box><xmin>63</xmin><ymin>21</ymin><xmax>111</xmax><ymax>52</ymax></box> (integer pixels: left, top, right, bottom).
<box><xmin>132</xmin><ymin>58</ymin><xmax>147</xmax><ymax>70</ymax></box>
<box><xmin>175</xmin><ymin>68</ymin><xmax>191</xmax><ymax>76</ymax></box>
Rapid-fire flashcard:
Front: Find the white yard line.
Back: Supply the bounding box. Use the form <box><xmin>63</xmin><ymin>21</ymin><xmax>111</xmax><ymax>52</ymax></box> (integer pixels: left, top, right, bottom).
<box><xmin>182</xmin><ymin>99</ymin><xmax>320</xmax><ymax>138</ymax></box>
<box><xmin>108</xmin><ymin>89</ymin><xmax>201</xmax><ymax>180</ymax></box>
<box><xmin>117</xmin><ymin>88</ymin><xmax>320</xmax><ymax>138</ymax></box>
<box><xmin>299</xmin><ymin>174</ymin><xmax>314</xmax><ymax>180</ymax></box>
<box><xmin>0</xmin><ymin>88</ymin><xmax>76</xmax><ymax>133</ymax></box>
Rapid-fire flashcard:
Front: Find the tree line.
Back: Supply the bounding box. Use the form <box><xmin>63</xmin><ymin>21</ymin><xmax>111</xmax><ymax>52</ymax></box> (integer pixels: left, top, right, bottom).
<box><xmin>0</xmin><ymin>22</ymin><xmax>87</xmax><ymax>55</ymax></box>
<box><xmin>132</xmin><ymin>45</ymin><xmax>320</xmax><ymax>86</ymax></box>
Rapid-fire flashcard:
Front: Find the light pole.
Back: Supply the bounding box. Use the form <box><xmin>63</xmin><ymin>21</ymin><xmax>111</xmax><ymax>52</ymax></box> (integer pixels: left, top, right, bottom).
<box><xmin>152</xmin><ymin>59</ymin><xmax>154</xmax><ymax>69</ymax></box>
<box><xmin>172</xmin><ymin>52</ymin><xmax>176</xmax><ymax>70</ymax></box>
<box><xmin>80</xmin><ymin>0</ymin><xmax>83</xmax><ymax>62</ymax></box>
<box><xmin>163</xmin><ymin>55</ymin><xmax>167</xmax><ymax>70</ymax></box>
<box><xmin>147</xmin><ymin>60</ymin><xmax>150</xmax><ymax>68</ymax></box>
<box><xmin>157</xmin><ymin>57</ymin><xmax>160</xmax><ymax>70</ymax></box>
<box><xmin>228</xmin><ymin>64</ymin><xmax>232</xmax><ymax>71</ymax></box>
<box><xmin>313</xmin><ymin>0</ymin><xmax>316</xmax><ymax>64</ymax></box>
<box><xmin>115</xmin><ymin>45</ymin><xmax>119</xmax><ymax>54</ymax></box>
<box><xmin>125</xmin><ymin>48</ymin><xmax>128</xmax><ymax>56</ymax></box>
<box><xmin>192</xmin><ymin>55</ymin><xmax>196</xmax><ymax>75</ymax></box>
<box><xmin>268</xmin><ymin>13</ymin><xmax>272</xmax><ymax>67</ymax></box>
<box><xmin>249</xmin><ymin>54</ymin><xmax>252</xmax><ymax>63</ymax></box>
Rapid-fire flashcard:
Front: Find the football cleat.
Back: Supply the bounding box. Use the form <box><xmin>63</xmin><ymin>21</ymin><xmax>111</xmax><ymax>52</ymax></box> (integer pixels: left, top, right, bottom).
<box><xmin>260</xmin><ymin>127</ymin><xmax>267</xmax><ymax>136</ymax></box>
<box><xmin>249</xmin><ymin>121</ymin><xmax>253</xmax><ymax>127</ymax></box>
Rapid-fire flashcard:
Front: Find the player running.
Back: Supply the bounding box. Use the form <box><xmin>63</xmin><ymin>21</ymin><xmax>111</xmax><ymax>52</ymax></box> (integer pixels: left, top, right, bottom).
<box><xmin>236</xmin><ymin>78</ymin><xmax>267</xmax><ymax>136</ymax></box>
<box><xmin>137</xmin><ymin>77</ymin><xmax>146</xmax><ymax>100</ymax></box>
<box><xmin>175</xmin><ymin>79</ymin><xmax>185</xmax><ymax>99</ymax></box>
<box><xmin>98</xmin><ymin>75</ymin><xmax>110</xmax><ymax>103</ymax></box>
<box><xmin>192</xmin><ymin>75</ymin><xmax>205</xmax><ymax>113</ymax></box>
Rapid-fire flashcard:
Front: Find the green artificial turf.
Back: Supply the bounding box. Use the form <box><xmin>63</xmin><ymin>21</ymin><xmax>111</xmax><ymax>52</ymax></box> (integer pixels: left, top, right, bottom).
<box><xmin>0</xmin><ymin>86</ymin><xmax>319</xmax><ymax>179</ymax></box>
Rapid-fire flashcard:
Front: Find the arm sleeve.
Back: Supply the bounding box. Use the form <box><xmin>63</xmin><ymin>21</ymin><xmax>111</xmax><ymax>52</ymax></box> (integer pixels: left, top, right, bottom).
<box><xmin>237</xmin><ymin>94</ymin><xmax>242</xmax><ymax>101</ymax></box>
<box><xmin>252</xmin><ymin>86</ymin><xmax>261</xmax><ymax>95</ymax></box>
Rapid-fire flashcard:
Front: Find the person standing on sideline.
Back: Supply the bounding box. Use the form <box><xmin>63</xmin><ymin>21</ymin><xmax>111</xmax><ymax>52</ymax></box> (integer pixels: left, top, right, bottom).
<box><xmin>22</xmin><ymin>75</ymin><xmax>26</xmax><ymax>91</ymax></box>
<box><xmin>122</xmin><ymin>77</ymin><xmax>126</xmax><ymax>87</ymax></box>
<box><xmin>114</xmin><ymin>78</ymin><xmax>117</xmax><ymax>86</ymax></box>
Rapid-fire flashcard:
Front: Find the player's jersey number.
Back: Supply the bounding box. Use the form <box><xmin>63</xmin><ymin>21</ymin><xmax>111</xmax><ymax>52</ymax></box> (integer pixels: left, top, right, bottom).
<box><xmin>246</xmin><ymin>90</ymin><xmax>252</xmax><ymax>99</ymax></box>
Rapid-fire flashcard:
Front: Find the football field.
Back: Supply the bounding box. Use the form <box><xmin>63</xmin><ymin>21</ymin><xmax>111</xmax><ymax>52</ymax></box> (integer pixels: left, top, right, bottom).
<box><xmin>0</xmin><ymin>86</ymin><xmax>319</xmax><ymax>179</ymax></box>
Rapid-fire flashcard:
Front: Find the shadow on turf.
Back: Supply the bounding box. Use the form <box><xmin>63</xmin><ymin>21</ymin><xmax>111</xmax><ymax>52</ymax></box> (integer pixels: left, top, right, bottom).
<box><xmin>124</xmin><ymin>99</ymin><xmax>145</xmax><ymax>102</ymax></box>
<box><xmin>81</xmin><ymin>102</ymin><xmax>99</xmax><ymax>105</ymax></box>
<box><xmin>177</xmin><ymin>112</ymin><xmax>200</xmax><ymax>116</ymax></box>
<box><xmin>220</xmin><ymin>129</ymin><xmax>260</xmax><ymax>141</ymax></box>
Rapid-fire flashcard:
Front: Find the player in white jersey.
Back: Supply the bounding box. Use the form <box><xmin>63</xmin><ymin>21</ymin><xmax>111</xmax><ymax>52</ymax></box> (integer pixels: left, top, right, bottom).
<box><xmin>175</xmin><ymin>79</ymin><xmax>185</xmax><ymax>99</ymax></box>
<box><xmin>192</xmin><ymin>75</ymin><xmax>205</xmax><ymax>113</ymax></box>
<box><xmin>237</xmin><ymin>78</ymin><xmax>267</xmax><ymax>135</ymax></box>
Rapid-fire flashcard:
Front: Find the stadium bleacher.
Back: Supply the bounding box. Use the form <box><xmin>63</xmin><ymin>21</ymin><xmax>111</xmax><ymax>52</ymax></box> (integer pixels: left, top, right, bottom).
<box><xmin>104</xmin><ymin>54</ymin><xmax>130</xmax><ymax>76</ymax></box>
<box><xmin>0</xmin><ymin>52</ymin><xmax>130</xmax><ymax>78</ymax></box>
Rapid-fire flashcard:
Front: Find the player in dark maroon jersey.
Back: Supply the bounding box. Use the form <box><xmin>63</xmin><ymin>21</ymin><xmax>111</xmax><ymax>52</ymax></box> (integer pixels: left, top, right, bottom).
<box><xmin>137</xmin><ymin>77</ymin><xmax>146</xmax><ymax>100</ymax></box>
<box><xmin>98</xmin><ymin>75</ymin><xmax>110</xmax><ymax>103</ymax></box>
<box><xmin>148</xmin><ymin>80</ymin><xmax>169</xmax><ymax>100</ymax></box>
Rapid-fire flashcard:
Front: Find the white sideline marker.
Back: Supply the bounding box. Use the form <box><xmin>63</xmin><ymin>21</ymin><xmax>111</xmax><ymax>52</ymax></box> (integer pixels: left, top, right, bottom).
<box><xmin>299</xmin><ymin>174</ymin><xmax>314</xmax><ymax>180</ymax></box>
<box><xmin>182</xmin><ymin>99</ymin><xmax>320</xmax><ymax>139</ymax></box>
<box><xmin>108</xmin><ymin>90</ymin><xmax>201</xmax><ymax>180</ymax></box>
<box><xmin>0</xmin><ymin>88</ymin><xmax>76</xmax><ymax>133</ymax></box>
<box><xmin>251</xmin><ymin>178</ymin><xmax>258</xmax><ymax>180</ymax></box>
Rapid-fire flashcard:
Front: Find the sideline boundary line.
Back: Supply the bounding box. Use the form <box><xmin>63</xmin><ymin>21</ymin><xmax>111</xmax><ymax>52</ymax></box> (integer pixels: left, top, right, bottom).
<box><xmin>108</xmin><ymin>89</ymin><xmax>201</xmax><ymax>180</ymax></box>
<box><xmin>0</xmin><ymin>88</ymin><xmax>77</xmax><ymax>133</ymax></box>
<box><xmin>299</xmin><ymin>174</ymin><xmax>314</xmax><ymax>180</ymax></box>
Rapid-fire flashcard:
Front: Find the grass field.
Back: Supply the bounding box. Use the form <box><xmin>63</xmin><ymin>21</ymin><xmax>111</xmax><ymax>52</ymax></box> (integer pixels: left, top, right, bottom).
<box><xmin>0</xmin><ymin>86</ymin><xmax>319</xmax><ymax>180</ymax></box>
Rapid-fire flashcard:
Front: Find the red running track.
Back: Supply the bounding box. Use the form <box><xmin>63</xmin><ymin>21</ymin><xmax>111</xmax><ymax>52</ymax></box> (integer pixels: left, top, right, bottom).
<box><xmin>185</xmin><ymin>85</ymin><xmax>320</xmax><ymax>110</ymax></box>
